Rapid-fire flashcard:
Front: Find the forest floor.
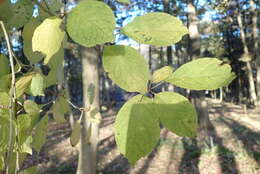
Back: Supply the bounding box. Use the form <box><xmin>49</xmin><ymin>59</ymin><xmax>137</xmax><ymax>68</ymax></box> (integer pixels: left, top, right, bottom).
<box><xmin>26</xmin><ymin>99</ymin><xmax>260</xmax><ymax>174</ymax></box>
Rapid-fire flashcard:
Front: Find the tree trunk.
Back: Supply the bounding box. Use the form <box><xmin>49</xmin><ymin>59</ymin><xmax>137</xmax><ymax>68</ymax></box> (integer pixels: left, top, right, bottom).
<box><xmin>163</xmin><ymin>0</ymin><xmax>173</xmax><ymax>66</ymax></box>
<box><xmin>250</xmin><ymin>0</ymin><xmax>260</xmax><ymax>105</ymax></box>
<box><xmin>187</xmin><ymin>0</ymin><xmax>213</xmax><ymax>148</ymax></box>
<box><xmin>77</xmin><ymin>46</ymin><xmax>100</xmax><ymax>174</ymax></box>
<box><xmin>237</xmin><ymin>8</ymin><xmax>257</xmax><ymax>106</ymax></box>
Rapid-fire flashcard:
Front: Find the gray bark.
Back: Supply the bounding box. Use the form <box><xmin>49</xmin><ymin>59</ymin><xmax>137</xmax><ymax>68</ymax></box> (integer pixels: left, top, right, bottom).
<box><xmin>77</xmin><ymin>46</ymin><xmax>100</xmax><ymax>174</ymax></box>
<box><xmin>237</xmin><ymin>8</ymin><xmax>257</xmax><ymax>105</ymax></box>
<box><xmin>250</xmin><ymin>0</ymin><xmax>260</xmax><ymax>105</ymax></box>
<box><xmin>187</xmin><ymin>0</ymin><xmax>213</xmax><ymax>147</ymax></box>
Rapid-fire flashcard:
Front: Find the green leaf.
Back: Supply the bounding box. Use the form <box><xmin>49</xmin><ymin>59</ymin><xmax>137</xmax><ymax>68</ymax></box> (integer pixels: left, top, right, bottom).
<box><xmin>87</xmin><ymin>83</ymin><xmax>95</xmax><ymax>105</ymax></box>
<box><xmin>20</xmin><ymin>136</ymin><xmax>33</xmax><ymax>155</ymax></box>
<box><xmin>52</xmin><ymin>97</ymin><xmax>69</xmax><ymax>123</ymax></box>
<box><xmin>22</xmin><ymin>18</ymin><xmax>43</xmax><ymax>64</ymax></box>
<box><xmin>103</xmin><ymin>45</ymin><xmax>150</xmax><ymax>94</ymax></box>
<box><xmin>0</xmin><ymin>115</ymin><xmax>10</xmax><ymax>151</ymax></box>
<box><xmin>116</xmin><ymin>0</ymin><xmax>130</xmax><ymax>4</ymax></box>
<box><xmin>24</xmin><ymin>100</ymin><xmax>40</xmax><ymax>116</ymax></box>
<box><xmin>0</xmin><ymin>92</ymin><xmax>9</xmax><ymax>115</ymax></box>
<box><xmin>67</xmin><ymin>0</ymin><xmax>115</xmax><ymax>47</ymax></box>
<box><xmin>166</xmin><ymin>58</ymin><xmax>236</xmax><ymax>90</ymax></box>
<box><xmin>32</xmin><ymin>17</ymin><xmax>65</xmax><ymax>64</ymax></box>
<box><xmin>32</xmin><ymin>115</ymin><xmax>49</xmax><ymax>152</ymax></box>
<box><xmin>42</xmin><ymin>0</ymin><xmax>62</xmax><ymax>15</ymax></box>
<box><xmin>122</xmin><ymin>12</ymin><xmax>188</xmax><ymax>46</ymax></box>
<box><xmin>7</xmin><ymin>152</ymin><xmax>17</xmax><ymax>174</ymax></box>
<box><xmin>0</xmin><ymin>54</ymin><xmax>10</xmax><ymax>77</ymax></box>
<box><xmin>7</xmin><ymin>0</ymin><xmax>34</xmax><ymax>28</ymax></box>
<box><xmin>17</xmin><ymin>114</ymin><xmax>31</xmax><ymax>145</ymax></box>
<box><xmin>30</xmin><ymin>73</ymin><xmax>45</xmax><ymax>96</ymax></box>
<box><xmin>115</xmin><ymin>95</ymin><xmax>160</xmax><ymax>164</ymax></box>
<box><xmin>0</xmin><ymin>0</ymin><xmax>13</xmax><ymax>24</ymax></box>
<box><xmin>0</xmin><ymin>154</ymin><xmax>4</xmax><ymax>170</ymax></box>
<box><xmin>15</xmin><ymin>73</ymin><xmax>33</xmax><ymax>98</ymax></box>
<box><xmin>24</xmin><ymin>100</ymin><xmax>40</xmax><ymax>128</ymax></box>
<box><xmin>152</xmin><ymin>66</ymin><xmax>173</xmax><ymax>83</ymax></box>
<box><xmin>154</xmin><ymin>92</ymin><xmax>197</xmax><ymax>137</ymax></box>
<box><xmin>20</xmin><ymin>166</ymin><xmax>38</xmax><ymax>174</ymax></box>
<box><xmin>0</xmin><ymin>74</ymin><xmax>10</xmax><ymax>92</ymax></box>
<box><xmin>44</xmin><ymin>48</ymin><xmax>64</xmax><ymax>87</ymax></box>
<box><xmin>70</xmin><ymin>120</ymin><xmax>81</xmax><ymax>147</ymax></box>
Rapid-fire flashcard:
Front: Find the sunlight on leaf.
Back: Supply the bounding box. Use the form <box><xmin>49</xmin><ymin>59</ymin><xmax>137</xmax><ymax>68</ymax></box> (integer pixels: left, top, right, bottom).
<box><xmin>122</xmin><ymin>12</ymin><xmax>188</xmax><ymax>46</ymax></box>
<box><xmin>166</xmin><ymin>58</ymin><xmax>236</xmax><ymax>90</ymax></box>
<box><xmin>115</xmin><ymin>95</ymin><xmax>160</xmax><ymax>164</ymax></box>
<box><xmin>67</xmin><ymin>0</ymin><xmax>115</xmax><ymax>47</ymax></box>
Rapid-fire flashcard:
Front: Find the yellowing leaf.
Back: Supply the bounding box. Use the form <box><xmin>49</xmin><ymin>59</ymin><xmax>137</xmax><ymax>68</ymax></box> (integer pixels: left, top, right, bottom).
<box><xmin>70</xmin><ymin>120</ymin><xmax>81</xmax><ymax>147</ymax></box>
<box><xmin>166</xmin><ymin>58</ymin><xmax>236</xmax><ymax>90</ymax></box>
<box><xmin>22</xmin><ymin>18</ymin><xmax>43</xmax><ymax>64</ymax></box>
<box><xmin>67</xmin><ymin>0</ymin><xmax>115</xmax><ymax>47</ymax></box>
<box><xmin>115</xmin><ymin>95</ymin><xmax>160</xmax><ymax>164</ymax></box>
<box><xmin>152</xmin><ymin>66</ymin><xmax>173</xmax><ymax>83</ymax></box>
<box><xmin>16</xmin><ymin>73</ymin><xmax>33</xmax><ymax>98</ymax></box>
<box><xmin>20</xmin><ymin>136</ymin><xmax>33</xmax><ymax>155</ymax></box>
<box><xmin>154</xmin><ymin>92</ymin><xmax>197</xmax><ymax>137</ymax></box>
<box><xmin>32</xmin><ymin>17</ymin><xmax>65</xmax><ymax>64</ymax></box>
<box><xmin>122</xmin><ymin>12</ymin><xmax>188</xmax><ymax>46</ymax></box>
<box><xmin>103</xmin><ymin>45</ymin><xmax>150</xmax><ymax>94</ymax></box>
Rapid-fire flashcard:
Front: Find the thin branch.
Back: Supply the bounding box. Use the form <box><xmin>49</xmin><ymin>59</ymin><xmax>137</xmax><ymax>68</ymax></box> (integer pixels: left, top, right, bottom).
<box><xmin>0</xmin><ymin>20</ymin><xmax>17</xmax><ymax>174</ymax></box>
<box><xmin>66</xmin><ymin>99</ymin><xmax>90</xmax><ymax>112</ymax></box>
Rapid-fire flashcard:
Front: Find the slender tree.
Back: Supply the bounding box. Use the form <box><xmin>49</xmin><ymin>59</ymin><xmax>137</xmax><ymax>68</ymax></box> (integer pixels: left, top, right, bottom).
<box><xmin>187</xmin><ymin>0</ymin><xmax>213</xmax><ymax>147</ymax></box>
<box><xmin>236</xmin><ymin>4</ymin><xmax>257</xmax><ymax>106</ymax></box>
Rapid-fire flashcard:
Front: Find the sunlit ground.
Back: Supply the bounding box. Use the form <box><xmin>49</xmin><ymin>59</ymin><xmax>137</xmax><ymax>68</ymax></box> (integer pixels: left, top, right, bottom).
<box><xmin>22</xmin><ymin>99</ymin><xmax>260</xmax><ymax>174</ymax></box>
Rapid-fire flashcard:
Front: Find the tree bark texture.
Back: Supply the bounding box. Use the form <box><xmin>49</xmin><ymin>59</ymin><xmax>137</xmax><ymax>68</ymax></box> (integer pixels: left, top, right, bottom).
<box><xmin>77</xmin><ymin>46</ymin><xmax>100</xmax><ymax>174</ymax></box>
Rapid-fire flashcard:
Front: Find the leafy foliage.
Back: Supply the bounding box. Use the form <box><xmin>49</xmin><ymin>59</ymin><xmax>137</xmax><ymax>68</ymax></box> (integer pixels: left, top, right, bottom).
<box><xmin>30</xmin><ymin>73</ymin><xmax>45</xmax><ymax>96</ymax></box>
<box><xmin>166</xmin><ymin>58</ymin><xmax>236</xmax><ymax>90</ymax></box>
<box><xmin>122</xmin><ymin>12</ymin><xmax>188</xmax><ymax>46</ymax></box>
<box><xmin>0</xmin><ymin>1</ymin><xmax>237</xmax><ymax>170</ymax></box>
<box><xmin>154</xmin><ymin>92</ymin><xmax>197</xmax><ymax>137</ymax></box>
<box><xmin>32</xmin><ymin>116</ymin><xmax>49</xmax><ymax>152</ymax></box>
<box><xmin>70</xmin><ymin>120</ymin><xmax>81</xmax><ymax>147</ymax></box>
<box><xmin>115</xmin><ymin>95</ymin><xmax>160</xmax><ymax>164</ymax></box>
<box><xmin>22</xmin><ymin>18</ymin><xmax>43</xmax><ymax>64</ymax></box>
<box><xmin>67</xmin><ymin>0</ymin><xmax>116</xmax><ymax>47</ymax></box>
<box><xmin>152</xmin><ymin>66</ymin><xmax>173</xmax><ymax>83</ymax></box>
<box><xmin>52</xmin><ymin>96</ymin><xmax>69</xmax><ymax>123</ymax></box>
<box><xmin>103</xmin><ymin>45</ymin><xmax>150</xmax><ymax>94</ymax></box>
<box><xmin>32</xmin><ymin>17</ymin><xmax>65</xmax><ymax>64</ymax></box>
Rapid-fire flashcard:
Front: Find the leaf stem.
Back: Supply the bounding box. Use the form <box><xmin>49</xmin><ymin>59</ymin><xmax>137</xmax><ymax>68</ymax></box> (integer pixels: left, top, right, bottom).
<box><xmin>0</xmin><ymin>20</ymin><xmax>17</xmax><ymax>174</ymax></box>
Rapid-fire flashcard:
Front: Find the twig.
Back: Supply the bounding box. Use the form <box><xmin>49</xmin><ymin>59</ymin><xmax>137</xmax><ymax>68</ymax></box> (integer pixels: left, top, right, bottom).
<box><xmin>66</xmin><ymin>99</ymin><xmax>90</xmax><ymax>112</ymax></box>
<box><xmin>0</xmin><ymin>20</ymin><xmax>17</xmax><ymax>174</ymax></box>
